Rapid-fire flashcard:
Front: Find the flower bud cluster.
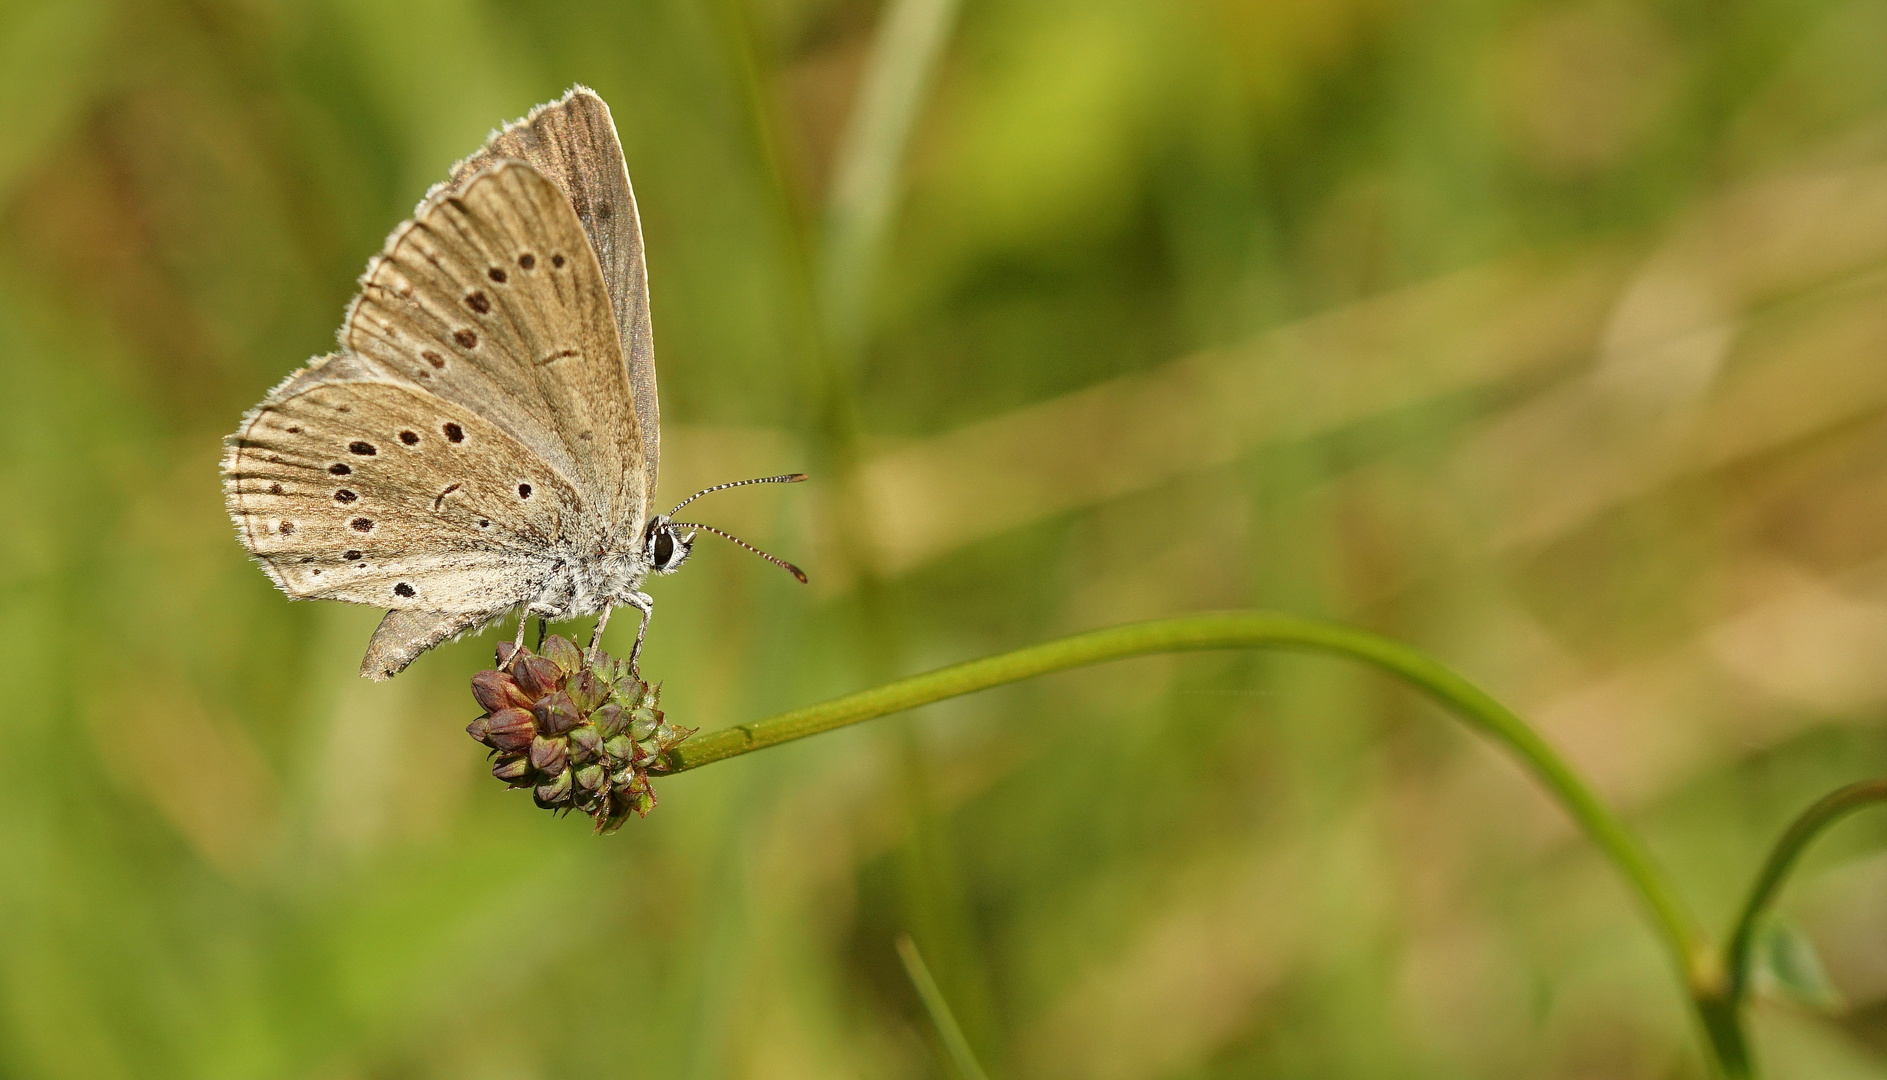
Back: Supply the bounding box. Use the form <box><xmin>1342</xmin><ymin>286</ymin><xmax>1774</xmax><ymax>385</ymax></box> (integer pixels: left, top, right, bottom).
<box><xmin>466</xmin><ymin>635</ymin><xmax>694</xmax><ymax>833</ymax></box>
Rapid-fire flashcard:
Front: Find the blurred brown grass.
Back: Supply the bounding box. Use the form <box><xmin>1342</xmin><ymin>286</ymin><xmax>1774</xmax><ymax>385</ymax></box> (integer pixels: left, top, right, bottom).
<box><xmin>4</xmin><ymin>0</ymin><xmax>1887</xmax><ymax>1076</ymax></box>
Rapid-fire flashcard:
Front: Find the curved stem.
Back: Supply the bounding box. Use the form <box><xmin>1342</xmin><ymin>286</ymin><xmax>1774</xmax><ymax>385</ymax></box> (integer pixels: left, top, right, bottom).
<box><xmin>666</xmin><ymin>612</ymin><xmax>1708</xmax><ymax>976</ymax></box>
<box><xmin>1725</xmin><ymin>777</ymin><xmax>1887</xmax><ymax>1005</ymax></box>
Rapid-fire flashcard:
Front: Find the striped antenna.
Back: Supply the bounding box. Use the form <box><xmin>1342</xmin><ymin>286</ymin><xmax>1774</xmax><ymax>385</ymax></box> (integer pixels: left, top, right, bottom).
<box><xmin>671</xmin><ymin>522</ymin><xmax>808</xmax><ymax>583</ymax></box>
<box><xmin>666</xmin><ymin>473</ymin><xmax>807</xmax><ymax>517</ymax></box>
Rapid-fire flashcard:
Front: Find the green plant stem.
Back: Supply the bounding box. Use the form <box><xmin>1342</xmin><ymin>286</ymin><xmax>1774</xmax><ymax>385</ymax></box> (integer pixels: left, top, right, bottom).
<box><xmin>663</xmin><ymin>611</ymin><xmax>1739</xmax><ymax>1074</ymax></box>
<box><xmin>1725</xmin><ymin>777</ymin><xmax>1887</xmax><ymax>1004</ymax></box>
<box><xmin>668</xmin><ymin>614</ymin><xmax>1699</xmax><ymax>957</ymax></box>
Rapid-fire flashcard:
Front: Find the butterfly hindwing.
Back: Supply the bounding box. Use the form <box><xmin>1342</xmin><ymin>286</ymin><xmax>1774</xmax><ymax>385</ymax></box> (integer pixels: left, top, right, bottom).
<box><xmin>343</xmin><ymin>160</ymin><xmax>646</xmax><ymax>548</ymax></box>
<box><xmin>223</xmin><ymin>371</ymin><xmax>577</xmax><ymax>613</ymax></box>
<box><xmin>360</xmin><ymin>609</ymin><xmax>495</xmax><ymax>681</ymax></box>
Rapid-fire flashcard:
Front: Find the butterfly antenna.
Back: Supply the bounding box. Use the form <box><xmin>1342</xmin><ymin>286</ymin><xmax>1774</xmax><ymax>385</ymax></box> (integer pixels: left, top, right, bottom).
<box><xmin>666</xmin><ymin>473</ymin><xmax>807</xmax><ymax>517</ymax></box>
<box><xmin>670</xmin><ymin>522</ymin><xmax>808</xmax><ymax>584</ymax></box>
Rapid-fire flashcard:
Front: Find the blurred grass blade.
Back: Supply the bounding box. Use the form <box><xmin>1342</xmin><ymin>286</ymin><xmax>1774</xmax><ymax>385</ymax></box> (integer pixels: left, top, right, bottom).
<box><xmin>820</xmin><ymin>0</ymin><xmax>962</xmax><ymax>356</ymax></box>
<box><xmin>898</xmin><ymin>935</ymin><xmax>993</xmax><ymax>1080</ymax></box>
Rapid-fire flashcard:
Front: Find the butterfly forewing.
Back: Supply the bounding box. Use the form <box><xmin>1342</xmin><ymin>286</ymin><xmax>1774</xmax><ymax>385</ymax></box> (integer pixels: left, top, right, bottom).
<box><xmin>450</xmin><ymin>87</ymin><xmax>660</xmax><ymax>510</ymax></box>
<box><xmin>224</xmin><ymin>374</ymin><xmax>575</xmax><ymax>612</ymax></box>
<box><xmin>343</xmin><ymin>160</ymin><xmax>646</xmax><ymax>546</ymax></box>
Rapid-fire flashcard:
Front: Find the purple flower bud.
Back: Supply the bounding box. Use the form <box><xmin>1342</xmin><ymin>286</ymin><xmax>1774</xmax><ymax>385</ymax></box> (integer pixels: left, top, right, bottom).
<box><xmin>485</xmin><ymin>708</ymin><xmax>537</xmax><ymax>752</ymax></box>
<box><xmin>603</xmin><ymin>735</ymin><xmax>636</xmax><ymax>765</ymax></box>
<box><xmin>529</xmin><ymin>734</ymin><xmax>568</xmax><ymax>775</ymax></box>
<box><xmin>568</xmin><ymin>725</ymin><xmax>602</xmax><ymax>763</ymax></box>
<box><xmin>471</xmin><ymin>670</ymin><xmax>530</xmax><ymax>713</ymax></box>
<box><xmin>532</xmin><ymin>691</ymin><xmax>583</xmax><ymax>735</ymax></box>
<box><xmin>592</xmin><ymin>704</ymin><xmax>625</xmax><ymax>738</ymax></box>
<box><xmin>575</xmin><ymin>764</ymin><xmax>606</xmax><ymax>793</ymax></box>
<box><xmin>540</xmin><ymin>635</ymin><xmax>582</xmax><ymax>674</ymax></box>
<box><xmin>533</xmin><ymin>769</ymin><xmax>572</xmax><ymax>807</ymax></box>
<box><xmin>615</xmin><ymin>680</ymin><xmax>646</xmax><ymax>710</ymax></box>
<box><xmin>569</xmin><ymin>669</ymin><xmax>607</xmax><ymax>713</ymax></box>
<box><xmin>513</xmin><ymin>655</ymin><xmax>563</xmax><ymax>698</ymax></box>
<box><xmin>469</xmin><ymin>640</ymin><xmax>687</xmax><ymax>829</ymax></box>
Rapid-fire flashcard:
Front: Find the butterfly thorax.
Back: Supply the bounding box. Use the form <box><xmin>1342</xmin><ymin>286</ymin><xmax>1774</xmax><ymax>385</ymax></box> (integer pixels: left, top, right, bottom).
<box><xmin>530</xmin><ymin>545</ymin><xmax>652</xmax><ymax>619</ymax></box>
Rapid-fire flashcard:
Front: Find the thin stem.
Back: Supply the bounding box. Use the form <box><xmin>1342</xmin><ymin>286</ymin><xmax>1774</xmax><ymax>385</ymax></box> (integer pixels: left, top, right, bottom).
<box><xmin>1725</xmin><ymin>777</ymin><xmax>1887</xmax><ymax>1004</ymax></box>
<box><xmin>897</xmin><ymin>935</ymin><xmax>993</xmax><ymax>1080</ymax></box>
<box><xmin>666</xmin><ymin>613</ymin><xmax>1705</xmax><ymax>969</ymax></box>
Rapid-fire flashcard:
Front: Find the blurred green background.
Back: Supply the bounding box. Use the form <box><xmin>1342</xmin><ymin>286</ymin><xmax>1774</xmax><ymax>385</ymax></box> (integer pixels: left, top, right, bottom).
<box><xmin>5</xmin><ymin>0</ymin><xmax>1887</xmax><ymax>1075</ymax></box>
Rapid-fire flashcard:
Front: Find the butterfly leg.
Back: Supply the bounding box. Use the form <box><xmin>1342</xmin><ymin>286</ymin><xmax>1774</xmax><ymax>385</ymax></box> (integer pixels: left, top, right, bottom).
<box><xmin>624</xmin><ymin>591</ymin><xmax>655</xmax><ymax>677</ymax></box>
<box><xmin>502</xmin><ymin>607</ymin><xmax>529</xmax><ymax>669</ymax></box>
<box><xmin>588</xmin><ymin>605</ymin><xmax>613</xmax><ymax>655</ymax></box>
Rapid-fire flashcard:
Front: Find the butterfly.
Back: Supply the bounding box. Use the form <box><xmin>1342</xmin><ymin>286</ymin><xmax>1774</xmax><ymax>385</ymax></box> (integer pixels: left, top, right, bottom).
<box><xmin>222</xmin><ymin>86</ymin><xmax>806</xmax><ymax>681</ymax></box>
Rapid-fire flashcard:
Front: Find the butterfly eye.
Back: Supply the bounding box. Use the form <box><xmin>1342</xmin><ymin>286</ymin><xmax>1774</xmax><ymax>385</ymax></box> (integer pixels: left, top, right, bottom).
<box><xmin>652</xmin><ymin>529</ymin><xmax>674</xmax><ymax>568</ymax></box>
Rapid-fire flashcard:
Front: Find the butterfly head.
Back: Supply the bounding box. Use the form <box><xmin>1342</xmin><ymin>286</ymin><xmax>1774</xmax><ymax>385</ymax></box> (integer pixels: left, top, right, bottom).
<box><xmin>643</xmin><ymin>515</ymin><xmax>694</xmax><ymax>575</ymax></box>
<box><xmin>647</xmin><ymin>473</ymin><xmax>811</xmax><ymax>584</ymax></box>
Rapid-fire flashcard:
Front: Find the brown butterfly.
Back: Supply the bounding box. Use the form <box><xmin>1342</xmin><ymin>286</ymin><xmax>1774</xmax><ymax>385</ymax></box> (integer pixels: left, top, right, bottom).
<box><xmin>223</xmin><ymin>87</ymin><xmax>805</xmax><ymax>680</ymax></box>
